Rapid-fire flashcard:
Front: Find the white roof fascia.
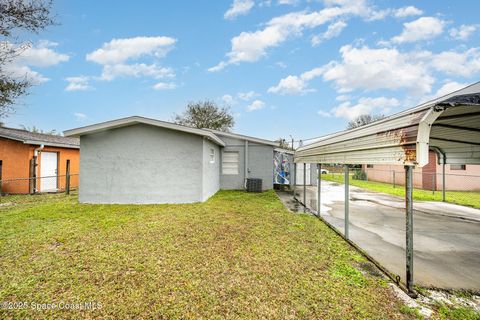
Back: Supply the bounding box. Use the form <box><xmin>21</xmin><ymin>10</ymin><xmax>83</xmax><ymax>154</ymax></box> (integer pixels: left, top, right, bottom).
<box><xmin>64</xmin><ymin>116</ymin><xmax>226</xmax><ymax>147</ymax></box>
<box><xmin>204</xmin><ymin>128</ymin><xmax>279</xmax><ymax>147</ymax></box>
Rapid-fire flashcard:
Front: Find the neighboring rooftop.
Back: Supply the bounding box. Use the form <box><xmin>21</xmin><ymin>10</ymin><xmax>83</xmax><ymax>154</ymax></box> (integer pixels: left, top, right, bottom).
<box><xmin>0</xmin><ymin>126</ymin><xmax>79</xmax><ymax>149</ymax></box>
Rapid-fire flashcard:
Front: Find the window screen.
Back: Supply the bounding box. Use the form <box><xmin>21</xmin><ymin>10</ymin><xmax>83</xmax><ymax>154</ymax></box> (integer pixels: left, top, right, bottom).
<box><xmin>450</xmin><ymin>164</ymin><xmax>466</xmax><ymax>170</ymax></box>
<box><xmin>222</xmin><ymin>151</ymin><xmax>239</xmax><ymax>175</ymax></box>
<box><xmin>209</xmin><ymin>148</ymin><xmax>215</xmax><ymax>163</ymax></box>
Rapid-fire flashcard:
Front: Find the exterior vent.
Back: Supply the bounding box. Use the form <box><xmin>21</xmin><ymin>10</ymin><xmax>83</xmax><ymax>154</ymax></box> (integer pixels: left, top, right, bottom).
<box><xmin>246</xmin><ymin>178</ymin><xmax>262</xmax><ymax>192</ymax></box>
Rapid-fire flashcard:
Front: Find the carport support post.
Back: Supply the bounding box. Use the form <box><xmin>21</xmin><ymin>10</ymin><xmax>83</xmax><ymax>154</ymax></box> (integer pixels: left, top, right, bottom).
<box><xmin>442</xmin><ymin>163</ymin><xmax>446</xmax><ymax>202</ymax></box>
<box><xmin>303</xmin><ymin>163</ymin><xmax>306</xmax><ymax>211</ymax></box>
<box><xmin>65</xmin><ymin>159</ymin><xmax>71</xmax><ymax>195</ymax></box>
<box><xmin>317</xmin><ymin>163</ymin><xmax>321</xmax><ymax>215</ymax></box>
<box><xmin>344</xmin><ymin>165</ymin><xmax>349</xmax><ymax>239</ymax></box>
<box><xmin>405</xmin><ymin>165</ymin><xmax>414</xmax><ymax>295</ymax></box>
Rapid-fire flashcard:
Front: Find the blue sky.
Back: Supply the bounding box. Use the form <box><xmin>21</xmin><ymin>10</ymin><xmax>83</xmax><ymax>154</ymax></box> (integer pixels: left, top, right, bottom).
<box><xmin>4</xmin><ymin>0</ymin><xmax>480</xmax><ymax>143</ymax></box>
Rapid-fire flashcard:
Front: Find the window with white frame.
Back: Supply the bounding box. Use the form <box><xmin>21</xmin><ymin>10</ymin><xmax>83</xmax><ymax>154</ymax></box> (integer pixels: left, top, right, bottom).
<box><xmin>209</xmin><ymin>148</ymin><xmax>215</xmax><ymax>163</ymax></box>
<box><xmin>222</xmin><ymin>151</ymin><xmax>239</xmax><ymax>175</ymax></box>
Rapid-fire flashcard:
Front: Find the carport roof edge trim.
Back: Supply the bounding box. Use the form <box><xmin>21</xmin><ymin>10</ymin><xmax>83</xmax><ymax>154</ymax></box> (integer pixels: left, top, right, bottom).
<box><xmin>295</xmin><ymin>82</ymin><xmax>480</xmax><ymax>167</ymax></box>
<box><xmin>63</xmin><ymin>116</ymin><xmax>226</xmax><ymax>146</ymax></box>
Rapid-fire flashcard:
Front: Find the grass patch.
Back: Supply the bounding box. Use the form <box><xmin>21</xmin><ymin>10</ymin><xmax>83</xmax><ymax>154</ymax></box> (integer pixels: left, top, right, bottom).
<box><xmin>437</xmin><ymin>304</ymin><xmax>480</xmax><ymax>320</ymax></box>
<box><xmin>322</xmin><ymin>173</ymin><xmax>480</xmax><ymax>209</ymax></box>
<box><xmin>399</xmin><ymin>305</ymin><xmax>423</xmax><ymax>320</ymax></box>
<box><xmin>0</xmin><ymin>191</ymin><xmax>413</xmax><ymax>319</ymax></box>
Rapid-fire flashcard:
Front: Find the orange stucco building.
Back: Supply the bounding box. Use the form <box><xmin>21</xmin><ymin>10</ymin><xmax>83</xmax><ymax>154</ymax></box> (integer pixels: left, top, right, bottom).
<box><xmin>0</xmin><ymin>127</ymin><xmax>79</xmax><ymax>194</ymax></box>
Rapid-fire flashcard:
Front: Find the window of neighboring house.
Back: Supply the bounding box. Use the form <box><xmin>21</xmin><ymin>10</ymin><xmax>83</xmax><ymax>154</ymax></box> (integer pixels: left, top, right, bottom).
<box><xmin>367</xmin><ymin>164</ymin><xmax>374</xmax><ymax>168</ymax></box>
<box><xmin>209</xmin><ymin>148</ymin><xmax>215</xmax><ymax>163</ymax></box>
<box><xmin>450</xmin><ymin>164</ymin><xmax>466</xmax><ymax>170</ymax></box>
<box><xmin>222</xmin><ymin>151</ymin><xmax>239</xmax><ymax>175</ymax></box>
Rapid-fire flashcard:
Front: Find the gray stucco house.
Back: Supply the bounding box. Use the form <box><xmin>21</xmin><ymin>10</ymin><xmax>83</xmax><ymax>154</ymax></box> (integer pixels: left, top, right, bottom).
<box><xmin>64</xmin><ymin>116</ymin><xmax>279</xmax><ymax>204</ymax></box>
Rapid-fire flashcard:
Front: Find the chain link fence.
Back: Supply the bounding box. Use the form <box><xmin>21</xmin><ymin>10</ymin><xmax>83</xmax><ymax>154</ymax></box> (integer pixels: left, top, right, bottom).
<box><xmin>292</xmin><ymin>164</ymin><xmax>480</xmax><ymax>290</ymax></box>
<box><xmin>323</xmin><ymin>166</ymin><xmax>480</xmax><ymax>209</ymax></box>
<box><xmin>0</xmin><ymin>174</ymin><xmax>79</xmax><ymax>202</ymax></box>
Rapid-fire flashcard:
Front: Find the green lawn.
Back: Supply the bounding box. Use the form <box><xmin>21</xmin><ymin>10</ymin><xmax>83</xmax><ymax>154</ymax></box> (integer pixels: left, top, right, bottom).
<box><xmin>0</xmin><ymin>191</ymin><xmax>412</xmax><ymax>319</ymax></box>
<box><xmin>322</xmin><ymin>173</ymin><xmax>480</xmax><ymax>209</ymax></box>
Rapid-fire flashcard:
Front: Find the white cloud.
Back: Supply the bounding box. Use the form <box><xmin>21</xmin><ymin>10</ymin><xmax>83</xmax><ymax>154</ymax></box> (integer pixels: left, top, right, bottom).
<box><xmin>222</xmin><ymin>94</ymin><xmax>237</xmax><ymax>105</ymax></box>
<box><xmin>85</xmin><ymin>36</ymin><xmax>177</xmax><ymax>88</ymax></box>
<box><xmin>449</xmin><ymin>24</ymin><xmax>477</xmax><ymax>41</ymax></box>
<box><xmin>317</xmin><ymin>110</ymin><xmax>332</xmax><ymax>117</ymax></box>
<box><xmin>65</xmin><ymin>76</ymin><xmax>92</xmax><ymax>91</ymax></box>
<box><xmin>268</xmin><ymin>75</ymin><xmax>310</xmax><ymax>95</ymax></box>
<box><xmin>268</xmin><ymin>67</ymin><xmax>323</xmax><ymax>95</ymax></box>
<box><xmin>247</xmin><ymin>99</ymin><xmax>266</xmax><ymax>111</ymax></box>
<box><xmin>321</xmin><ymin>45</ymin><xmax>434</xmax><ymax>94</ymax></box>
<box><xmin>336</xmin><ymin>94</ymin><xmax>351</xmax><ymax>101</ymax></box>
<box><xmin>311</xmin><ymin>20</ymin><xmax>347</xmax><ymax>46</ymax></box>
<box><xmin>238</xmin><ymin>91</ymin><xmax>259</xmax><ymax>100</ymax></box>
<box><xmin>271</xmin><ymin>45</ymin><xmax>439</xmax><ymax>96</ymax></box>
<box><xmin>430</xmin><ymin>48</ymin><xmax>480</xmax><ymax>77</ymax></box>
<box><xmin>433</xmin><ymin>81</ymin><xmax>468</xmax><ymax>99</ymax></box>
<box><xmin>17</xmin><ymin>40</ymin><xmax>69</xmax><ymax>67</ymax></box>
<box><xmin>101</xmin><ymin>63</ymin><xmax>174</xmax><ymax>81</ymax></box>
<box><xmin>209</xmin><ymin>0</ymin><xmax>383</xmax><ymax>71</ymax></box>
<box><xmin>224</xmin><ymin>0</ymin><xmax>254</xmax><ymax>20</ymax></box>
<box><xmin>3</xmin><ymin>64</ymin><xmax>49</xmax><ymax>84</ymax></box>
<box><xmin>152</xmin><ymin>82</ymin><xmax>177</xmax><ymax>90</ymax></box>
<box><xmin>3</xmin><ymin>41</ymin><xmax>69</xmax><ymax>84</ymax></box>
<box><xmin>74</xmin><ymin>112</ymin><xmax>87</xmax><ymax>121</ymax></box>
<box><xmin>393</xmin><ymin>6</ymin><xmax>423</xmax><ymax>18</ymax></box>
<box><xmin>331</xmin><ymin>97</ymin><xmax>400</xmax><ymax>121</ymax></box>
<box><xmin>278</xmin><ymin>0</ymin><xmax>299</xmax><ymax>5</ymax></box>
<box><xmin>221</xmin><ymin>91</ymin><xmax>259</xmax><ymax>105</ymax></box>
<box><xmin>86</xmin><ymin>36</ymin><xmax>176</xmax><ymax>65</ymax></box>
<box><xmin>391</xmin><ymin>17</ymin><xmax>445</xmax><ymax>44</ymax></box>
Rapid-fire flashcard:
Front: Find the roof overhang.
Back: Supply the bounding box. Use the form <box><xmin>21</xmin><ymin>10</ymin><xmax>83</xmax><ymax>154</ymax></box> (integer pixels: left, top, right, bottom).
<box><xmin>204</xmin><ymin>128</ymin><xmax>279</xmax><ymax>147</ymax></box>
<box><xmin>0</xmin><ymin>134</ymin><xmax>79</xmax><ymax>149</ymax></box>
<box><xmin>295</xmin><ymin>82</ymin><xmax>480</xmax><ymax>167</ymax></box>
<box><xmin>64</xmin><ymin>116</ymin><xmax>226</xmax><ymax>147</ymax></box>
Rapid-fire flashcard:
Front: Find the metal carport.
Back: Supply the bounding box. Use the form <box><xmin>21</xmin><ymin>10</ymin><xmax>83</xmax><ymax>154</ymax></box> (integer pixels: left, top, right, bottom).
<box><xmin>294</xmin><ymin>82</ymin><xmax>480</xmax><ymax>295</ymax></box>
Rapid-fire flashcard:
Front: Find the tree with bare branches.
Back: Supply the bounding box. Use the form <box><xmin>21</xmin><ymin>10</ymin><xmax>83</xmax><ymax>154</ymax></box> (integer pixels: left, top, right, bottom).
<box><xmin>0</xmin><ymin>0</ymin><xmax>55</xmax><ymax>118</ymax></box>
<box><xmin>346</xmin><ymin>114</ymin><xmax>386</xmax><ymax>130</ymax></box>
<box><xmin>173</xmin><ymin>100</ymin><xmax>235</xmax><ymax>132</ymax></box>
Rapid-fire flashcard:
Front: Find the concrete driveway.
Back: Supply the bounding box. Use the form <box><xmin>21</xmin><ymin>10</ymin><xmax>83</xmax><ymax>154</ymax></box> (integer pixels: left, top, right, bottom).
<box><xmin>287</xmin><ymin>181</ymin><xmax>480</xmax><ymax>290</ymax></box>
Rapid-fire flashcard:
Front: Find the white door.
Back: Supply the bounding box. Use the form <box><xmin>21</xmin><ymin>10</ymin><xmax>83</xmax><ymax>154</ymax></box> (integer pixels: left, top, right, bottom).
<box><xmin>296</xmin><ymin>163</ymin><xmax>311</xmax><ymax>185</ymax></box>
<box><xmin>40</xmin><ymin>152</ymin><xmax>58</xmax><ymax>191</ymax></box>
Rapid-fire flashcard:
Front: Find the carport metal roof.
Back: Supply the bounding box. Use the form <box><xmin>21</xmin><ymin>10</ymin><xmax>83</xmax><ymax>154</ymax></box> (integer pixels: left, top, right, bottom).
<box><xmin>295</xmin><ymin>82</ymin><xmax>480</xmax><ymax>167</ymax></box>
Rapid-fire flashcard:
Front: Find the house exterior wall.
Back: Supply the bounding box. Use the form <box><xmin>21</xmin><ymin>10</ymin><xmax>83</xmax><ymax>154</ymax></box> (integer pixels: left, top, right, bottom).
<box><xmin>0</xmin><ymin>137</ymin><xmax>79</xmax><ymax>194</ymax></box>
<box><xmin>219</xmin><ymin>136</ymin><xmax>274</xmax><ymax>191</ymax></box>
<box><xmin>362</xmin><ymin>151</ymin><xmax>480</xmax><ymax>191</ymax></box>
<box><xmin>202</xmin><ymin>138</ymin><xmax>220</xmax><ymax>201</ymax></box>
<box><xmin>435</xmin><ymin>163</ymin><xmax>480</xmax><ymax>191</ymax></box>
<box><xmin>79</xmin><ymin>124</ymin><xmax>204</xmax><ymax>204</ymax></box>
<box><xmin>38</xmin><ymin>146</ymin><xmax>80</xmax><ymax>192</ymax></box>
<box><xmin>0</xmin><ymin>137</ymin><xmax>31</xmax><ymax>193</ymax></box>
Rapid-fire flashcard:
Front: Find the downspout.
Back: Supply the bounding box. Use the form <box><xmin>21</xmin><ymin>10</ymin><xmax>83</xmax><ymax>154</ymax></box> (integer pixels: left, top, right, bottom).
<box><xmin>244</xmin><ymin>140</ymin><xmax>249</xmax><ymax>189</ymax></box>
<box><xmin>430</xmin><ymin>146</ymin><xmax>446</xmax><ymax>201</ymax></box>
<box><xmin>33</xmin><ymin>144</ymin><xmax>44</xmax><ymax>192</ymax></box>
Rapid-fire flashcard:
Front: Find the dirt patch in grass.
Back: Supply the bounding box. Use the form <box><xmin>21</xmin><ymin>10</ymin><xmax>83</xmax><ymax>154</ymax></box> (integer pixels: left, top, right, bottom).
<box><xmin>0</xmin><ymin>191</ymin><xmax>412</xmax><ymax>319</ymax></box>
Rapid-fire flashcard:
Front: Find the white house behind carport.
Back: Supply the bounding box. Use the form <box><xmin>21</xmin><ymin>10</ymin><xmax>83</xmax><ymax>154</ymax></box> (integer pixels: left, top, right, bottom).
<box><xmin>64</xmin><ymin>116</ymin><xmax>279</xmax><ymax>204</ymax></box>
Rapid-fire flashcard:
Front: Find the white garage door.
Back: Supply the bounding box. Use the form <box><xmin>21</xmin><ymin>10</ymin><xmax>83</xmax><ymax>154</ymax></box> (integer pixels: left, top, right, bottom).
<box><xmin>40</xmin><ymin>152</ymin><xmax>58</xmax><ymax>192</ymax></box>
<box><xmin>296</xmin><ymin>163</ymin><xmax>311</xmax><ymax>185</ymax></box>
